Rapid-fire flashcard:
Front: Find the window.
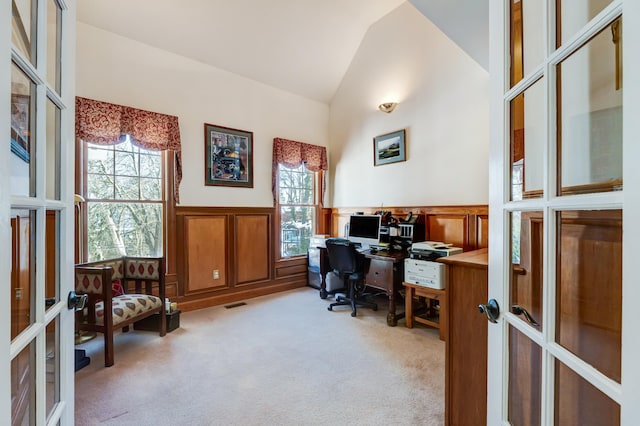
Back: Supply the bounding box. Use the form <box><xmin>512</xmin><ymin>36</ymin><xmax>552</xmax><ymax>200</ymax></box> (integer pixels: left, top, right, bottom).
<box><xmin>85</xmin><ymin>136</ymin><xmax>164</xmax><ymax>261</ymax></box>
<box><xmin>278</xmin><ymin>163</ymin><xmax>316</xmax><ymax>257</ymax></box>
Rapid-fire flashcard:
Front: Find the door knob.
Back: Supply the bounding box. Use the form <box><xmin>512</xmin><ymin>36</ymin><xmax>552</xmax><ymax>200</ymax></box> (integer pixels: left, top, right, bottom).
<box><xmin>67</xmin><ymin>291</ymin><xmax>87</xmax><ymax>311</ymax></box>
<box><xmin>478</xmin><ymin>299</ymin><xmax>500</xmax><ymax>323</ymax></box>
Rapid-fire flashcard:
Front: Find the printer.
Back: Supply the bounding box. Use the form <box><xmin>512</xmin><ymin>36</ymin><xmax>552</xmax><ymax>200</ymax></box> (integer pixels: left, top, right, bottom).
<box><xmin>405</xmin><ymin>241</ymin><xmax>462</xmax><ymax>289</ymax></box>
<box><xmin>409</xmin><ymin>241</ymin><xmax>462</xmax><ymax>260</ymax></box>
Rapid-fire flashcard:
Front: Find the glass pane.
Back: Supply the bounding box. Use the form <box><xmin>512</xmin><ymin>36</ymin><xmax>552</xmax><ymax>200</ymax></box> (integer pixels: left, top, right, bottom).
<box><xmin>558</xmin><ymin>20</ymin><xmax>622</xmax><ymax>195</ymax></box>
<box><xmin>11</xmin><ymin>341</ymin><xmax>36</xmax><ymax>425</ymax></box>
<box><xmin>87</xmin><ymin>145</ymin><xmax>114</xmax><ymax>175</ymax></box>
<box><xmin>115</xmin><ymin>137</ymin><xmax>135</xmax><ymax>153</ymax></box>
<box><xmin>510</xmin><ymin>211</ymin><xmax>543</xmax><ymax>328</ymax></box>
<box><xmin>140</xmin><ymin>153</ymin><xmax>161</xmax><ymax>178</ymax></box>
<box><xmin>556</xmin><ymin>210</ymin><xmax>621</xmax><ymax>382</ymax></box>
<box><xmin>508</xmin><ymin>325</ymin><xmax>542</xmax><ymax>426</ymax></box>
<box><xmin>46</xmin><ymin>319</ymin><xmax>60</xmax><ymax>418</ymax></box>
<box><xmin>140</xmin><ymin>178</ymin><xmax>161</xmax><ymax>200</ymax></box>
<box><xmin>511</xmin><ymin>78</ymin><xmax>545</xmax><ymax>201</ymax></box>
<box><xmin>557</xmin><ymin>0</ymin><xmax>615</xmax><ymax>47</ymax></box>
<box><xmin>115</xmin><ymin>149</ymin><xmax>139</xmax><ymax>176</ymax></box>
<box><xmin>87</xmin><ymin>173</ymin><xmax>115</xmax><ymax>199</ymax></box>
<box><xmin>11</xmin><ymin>209</ymin><xmax>36</xmax><ymax>340</ymax></box>
<box><xmin>278</xmin><ymin>165</ymin><xmax>314</xmax><ymax>204</ymax></box>
<box><xmin>87</xmin><ymin>202</ymin><xmax>163</xmax><ymax>261</ymax></box>
<box><xmin>280</xmin><ymin>206</ymin><xmax>314</xmax><ymax>257</ymax></box>
<box><xmin>510</xmin><ymin>0</ymin><xmax>544</xmax><ymax>87</ymax></box>
<box><xmin>115</xmin><ymin>176</ymin><xmax>140</xmax><ymax>200</ymax></box>
<box><xmin>46</xmin><ymin>98</ymin><xmax>61</xmax><ymax>200</ymax></box>
<box><xmin>46</xmin><ymin>0</ymin><xmax>61</xmax><ymax>92</ymax></box>
<box><xmin>45</xmin><ymin>210</ymin><xmax>59</xmax><ymax>310</ymax></box>
<box><xmin>11</xmin><ymin>0</ymin><xmax>37</xmax><ymax>65</ymax></box>
<box><xmin>554</xmin><ymin>359</ymin><xmax>620</xmax><ymax>425</ymax></box>
<box><xmin>11</xmin><ymin>62</ymin><xmax>36</xmax><ymax>197</ymax></box>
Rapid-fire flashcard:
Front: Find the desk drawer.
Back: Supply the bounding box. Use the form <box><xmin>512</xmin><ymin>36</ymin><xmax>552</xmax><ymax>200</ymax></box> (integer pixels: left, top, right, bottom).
<box><xmin>366</xmin><ymin>259</ymin><xmax>393</xmax><ymax>288</ymax></box>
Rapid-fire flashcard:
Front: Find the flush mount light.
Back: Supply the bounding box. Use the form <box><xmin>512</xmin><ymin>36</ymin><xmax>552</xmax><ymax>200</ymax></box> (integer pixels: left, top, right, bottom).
<box><xmin>378</xmin><ymin>102</ymin><xmax>398</xmax><ymax>113</ymax></box>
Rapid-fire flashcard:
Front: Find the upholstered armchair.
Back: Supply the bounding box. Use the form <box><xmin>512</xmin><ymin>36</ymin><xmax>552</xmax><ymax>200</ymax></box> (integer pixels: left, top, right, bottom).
<box><xmin>74</xmin><ymin>256</ymin><xmax>166</xmax><ymax>367</ymax></box>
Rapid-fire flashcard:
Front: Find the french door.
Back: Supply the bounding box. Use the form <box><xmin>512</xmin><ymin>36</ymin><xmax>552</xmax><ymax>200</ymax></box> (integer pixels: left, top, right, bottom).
<box><xmin>488</xmin><ymin>0</ymin><xmax>640</xmax><ymax>424</ymax></box>
<box><xmin>2</xmin><ymin>0</ymin><xmax>76</xmax><ymax>424</ymax></box>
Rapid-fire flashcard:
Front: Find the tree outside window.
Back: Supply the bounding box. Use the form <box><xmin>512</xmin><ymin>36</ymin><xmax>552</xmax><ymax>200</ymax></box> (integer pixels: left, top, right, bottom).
<box><xmin>278</xmin><ymin>164</ymin><xmax>316</xmax><ymax>257</ymax></box>
<box><xmin>85</xmin><ymin>136</ymin><xmax>164</xmax><ymax>261</ymax></box>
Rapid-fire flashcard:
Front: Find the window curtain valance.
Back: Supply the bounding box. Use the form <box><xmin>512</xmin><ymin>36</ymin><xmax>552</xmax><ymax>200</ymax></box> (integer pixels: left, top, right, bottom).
<box><xmin>75</xmin><ymin>96</ymin><xmax>183</xmax><ymax>202</ymax></box>
<box><xmin>272</xmin><ymin>137</ymin><xmax>328</xmax><ymax>204</ymax></box>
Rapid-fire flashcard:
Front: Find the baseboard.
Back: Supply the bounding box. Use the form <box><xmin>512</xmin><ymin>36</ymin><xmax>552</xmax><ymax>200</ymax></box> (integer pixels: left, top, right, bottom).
<box><xmin>177</xmin><ymin>280</ymin><xmax>306</xmax><ymax>312</ymax></box>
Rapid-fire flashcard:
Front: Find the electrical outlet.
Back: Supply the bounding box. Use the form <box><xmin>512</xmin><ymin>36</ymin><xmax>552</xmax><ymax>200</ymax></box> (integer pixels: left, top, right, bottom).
<box><xmin>15</xmin><ymin>288</ymin><xmax>22</xmax><ymax>299</ymax></box>
<box><xmin>213</xmin><ymin>269</ymin><xmax>220</xmax><ymax>279</ymax></box>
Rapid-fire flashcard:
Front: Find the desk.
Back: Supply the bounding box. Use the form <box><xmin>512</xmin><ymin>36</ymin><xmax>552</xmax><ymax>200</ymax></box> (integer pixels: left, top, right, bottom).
<box><xmin>403</xmin><ymin>282</ymin><xmax>446</xmax><ymax>340</ymax></box>
<box><xmin>363</xmin><ymin>250</ymin><xmax>407</xmax><ymax>326</ymax></box>
<box><xmin>318</xmin><ymin>248</ymin><xmax>407</xmax><ymax>326</ymax></box>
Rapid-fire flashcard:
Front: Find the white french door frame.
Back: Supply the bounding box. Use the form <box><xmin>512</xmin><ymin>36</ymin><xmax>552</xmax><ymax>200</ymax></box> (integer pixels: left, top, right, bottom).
<box><xmin>2</xmin><ymin>0</ymin><xmax>76</xmax><ymax>424</ymax></box>
<box><xmin>488</xmin><ymin>0</ymin><xmax>640</xmax><ymax>424</ymax></box>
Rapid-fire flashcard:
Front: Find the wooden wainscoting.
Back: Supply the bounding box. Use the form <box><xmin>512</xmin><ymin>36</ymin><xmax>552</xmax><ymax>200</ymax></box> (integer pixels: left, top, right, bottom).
<box><xmin>175</xmin><ymin>207</ymin><xmax>306</xmax><ymax>312</ymax></box>
<box><xmin>331</xmin><ymin>205</ymin><xmax>488</xmax><ymax>251</ymax></box>
<box><xmin>174</xmin><ymin>205</ymin><xmax>487</xmax><ymax>313</ymax></box>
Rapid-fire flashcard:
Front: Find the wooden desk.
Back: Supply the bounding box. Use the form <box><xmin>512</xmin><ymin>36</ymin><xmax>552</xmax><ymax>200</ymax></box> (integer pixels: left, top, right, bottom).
<box><xmin>403</xmin><ymin>282</ymin><xmax>446</xmax><ymax>341</ymax></box>
<box><xmin>363</xmin><ymin>250</ymin><xmax>407</xmax><ymax>326</ymax></box>
<box><xmin>318</xmin><ymin>247</ymin><xmax>407</xmax><ymax>326</ymax></box>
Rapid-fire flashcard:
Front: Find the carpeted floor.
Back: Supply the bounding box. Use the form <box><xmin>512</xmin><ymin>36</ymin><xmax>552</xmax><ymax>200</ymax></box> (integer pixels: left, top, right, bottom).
<box><xmin>75</xmin><ymin>287</ymin><xmax>445</xmax><ymax>425</ymax></box>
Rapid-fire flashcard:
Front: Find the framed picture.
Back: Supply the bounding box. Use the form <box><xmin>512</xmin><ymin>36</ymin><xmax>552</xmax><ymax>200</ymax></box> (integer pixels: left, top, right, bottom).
<box><xmin>10</xmin><ymin>94</ymin><xmax>31</xmax><ymax>162</ymax></box>
<box><xmin>373</xmin><ymin>129</ymin><xmax>406</xmax><ymax>166</ymax></box>
<box><xmin>204</xmin><ymin>123</ymin><xmax>253</xmax><ymax>187</ymax></box>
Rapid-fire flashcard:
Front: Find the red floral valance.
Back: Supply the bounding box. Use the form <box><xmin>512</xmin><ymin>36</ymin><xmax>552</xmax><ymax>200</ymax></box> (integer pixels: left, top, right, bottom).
<box><xmin>272</xmin><ymin>137</ymin><xmax>328</xmax><ymax>204</ymax></box>
<box><xmin>75</xmin><ymin>97</ymin><xmax>182</xmax><ymax>202</ymax></box>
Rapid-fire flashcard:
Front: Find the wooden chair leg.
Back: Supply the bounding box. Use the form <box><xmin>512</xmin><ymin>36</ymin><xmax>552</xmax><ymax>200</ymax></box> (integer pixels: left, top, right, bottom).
<box><xmin>104</xmin><ymin>331</ymin><xmax>114</xmax><ymax>367</ymax></box>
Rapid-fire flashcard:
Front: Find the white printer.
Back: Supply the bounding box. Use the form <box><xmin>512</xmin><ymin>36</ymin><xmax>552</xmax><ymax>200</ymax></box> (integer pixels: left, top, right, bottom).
<box><xmin>409</xmin><ymin>241</ymin><xmax>462</xmax><ymax>260</ymax></box>
<box><xmin>404</xmin><ymin>242</ymin><xmax>462</xmax><ymax>289</ymax></box>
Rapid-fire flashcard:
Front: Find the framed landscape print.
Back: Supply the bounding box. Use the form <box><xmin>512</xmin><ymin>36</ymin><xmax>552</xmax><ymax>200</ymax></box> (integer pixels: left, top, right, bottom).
<box><xmin>373</xmin><ymin>129</ymin><xmax>406</xmax><ymax>166</ymax></box>
<box><xmin>204</xmin><ymin>123</ymin><xmax>253</xmax><ymax>187</ymax></box>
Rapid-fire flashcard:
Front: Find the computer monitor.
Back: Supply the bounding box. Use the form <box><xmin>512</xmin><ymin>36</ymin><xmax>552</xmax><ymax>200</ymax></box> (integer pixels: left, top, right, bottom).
<box><xmin>347</xmin><ymin>214</ymin><xmax>381</xmax><ymax>249</ymax></box>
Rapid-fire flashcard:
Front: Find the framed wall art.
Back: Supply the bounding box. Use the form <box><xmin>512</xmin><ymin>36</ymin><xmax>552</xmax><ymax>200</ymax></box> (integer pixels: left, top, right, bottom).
<box><xmin>204</xmin><ymin>123</ymin><xmax>253</xmax><ymax>187</ymax></box>
<box><xmin>373</xmin><ymin>129</ymin><xmax>406</xmax><ymax>166</ymax></box>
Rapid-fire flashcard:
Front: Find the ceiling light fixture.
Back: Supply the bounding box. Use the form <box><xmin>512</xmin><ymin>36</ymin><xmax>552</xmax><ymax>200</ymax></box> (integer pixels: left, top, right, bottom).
<box><xmin>378</xmin><ymin>102</ymin><xmax>398</xmax><ymax>113</ymax></box>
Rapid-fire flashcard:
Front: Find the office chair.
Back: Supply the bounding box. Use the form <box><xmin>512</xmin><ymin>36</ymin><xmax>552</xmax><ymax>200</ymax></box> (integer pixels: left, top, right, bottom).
<box><xmin>325</xmin><ymin>238</ymin><xmax>378</xmax><ymax>317</ymax></box>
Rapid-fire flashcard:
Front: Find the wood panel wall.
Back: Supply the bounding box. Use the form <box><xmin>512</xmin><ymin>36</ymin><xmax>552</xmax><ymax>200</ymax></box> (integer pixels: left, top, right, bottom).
<box><xmin>174</xmin><ymin>204</ymin><xmax>488</xmax><ymax>312</ymax></box>
<box><xmin>175</xmin><ymin>207</ymin><xmax>304</xmax><ymax>312</ymax></box>
<box><xmin>331</xmin><ymin>205</ymin><xmax>489</xmax><ymax>251</ymax></box>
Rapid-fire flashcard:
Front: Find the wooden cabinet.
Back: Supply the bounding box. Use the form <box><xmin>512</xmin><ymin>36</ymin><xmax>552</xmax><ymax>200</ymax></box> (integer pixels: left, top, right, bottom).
<box><xmin>438</xmin><ymin>249</ymin><xmax>488</xmax><ymax>426</ymax></box>
<box><xmin>364</xmin><ymin>252</ymin><xmax>406</xmax><ymax>326</ymax></box>
<box><xmin>366</xmin><ymin>259</ymin><xmax>395</xmax><ymax>288</ymax></box>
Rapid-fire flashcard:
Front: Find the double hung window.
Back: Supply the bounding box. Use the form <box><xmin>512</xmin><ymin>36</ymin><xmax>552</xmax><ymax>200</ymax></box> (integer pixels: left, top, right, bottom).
<box><xmin>84</xmin><ymin>136</ymin><xmax>164</xmax><ymax>261</ymax></box>
<box><xmin>277</xmin><ymin>163</ymin><xmax>316</xmax><ymax>257</ymax></box>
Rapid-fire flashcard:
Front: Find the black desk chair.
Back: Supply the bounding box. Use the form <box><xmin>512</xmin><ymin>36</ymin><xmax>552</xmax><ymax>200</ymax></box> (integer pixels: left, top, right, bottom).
<box><xmin>325</xmin><ymin>238</ymin><xmax>378</xmax><ymax>317</ymax></box>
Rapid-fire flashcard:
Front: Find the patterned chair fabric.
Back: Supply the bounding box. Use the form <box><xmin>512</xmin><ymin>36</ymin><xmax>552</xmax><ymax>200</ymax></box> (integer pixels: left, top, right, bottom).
<box><xmin>95</xmin><ymin>294</ymin><xmax>163</xmax><ymax>326</ymax></box>
<box><xmin>74</xmin><ymin>256</ymin><xmax>167</xmax><ymax>367</ymax></box>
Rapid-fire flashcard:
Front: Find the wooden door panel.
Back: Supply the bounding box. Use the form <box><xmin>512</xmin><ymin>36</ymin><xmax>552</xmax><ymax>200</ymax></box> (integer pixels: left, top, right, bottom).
<box><xmin>427</xmin><ymin>214</ymin><xmax>468</xmax><ymax>249</ymax></box>
<box><xmin>476</xmin><ymin>215</ymin><xmax>489</xmax><ymax>249</ymax></box>
<box><xmin>185</xmin><ymin>215</ymin><xmax>228</xmax><ymax>293</ymax></box>
<box><xmin>556</xmin><ymin>210</ymin><xmax>622</xmax><ymax>383</ymax></box>
<box><xmin>236</xmin><ymin>215</ymin><xmax>269</xmax><ymax>284</ymax></box>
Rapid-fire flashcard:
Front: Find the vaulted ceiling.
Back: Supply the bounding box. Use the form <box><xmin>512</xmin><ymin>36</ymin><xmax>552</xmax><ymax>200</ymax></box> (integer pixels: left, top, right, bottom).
<box><xmin>77</xmin><ymin>0</ymin><xmax>488</xmax><ymax>104</ymax></box>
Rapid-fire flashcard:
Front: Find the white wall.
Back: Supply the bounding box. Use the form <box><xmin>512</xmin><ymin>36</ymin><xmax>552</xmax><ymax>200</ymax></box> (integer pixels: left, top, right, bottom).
<box><xmin>76</xmin><ymin>23</ymin><xmax>329</xmax><ymax>207</ymax></box>
<box><xmin>329</xmin><ymin>3</ymin><xmax>489</xmax><ymax>208</ymax></box>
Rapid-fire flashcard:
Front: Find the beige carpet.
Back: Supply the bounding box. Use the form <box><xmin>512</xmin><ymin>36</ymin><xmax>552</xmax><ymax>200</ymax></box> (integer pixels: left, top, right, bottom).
<box><xmin>75</xmin><ymin>287</ymin><xmax>445</xmax><ymax>425</ymax></box>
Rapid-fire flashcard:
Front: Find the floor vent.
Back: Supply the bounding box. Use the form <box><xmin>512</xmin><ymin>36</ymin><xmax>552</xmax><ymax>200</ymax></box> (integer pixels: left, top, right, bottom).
<box><xmin>224</xmin><ymin>302</ymin><xmax>247</xmax><ymax>309</ymax></box>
